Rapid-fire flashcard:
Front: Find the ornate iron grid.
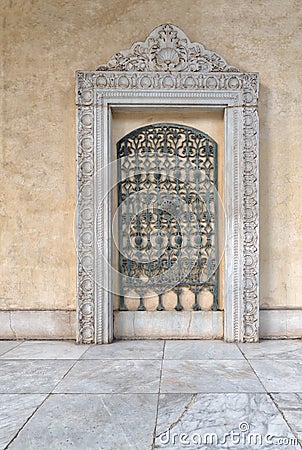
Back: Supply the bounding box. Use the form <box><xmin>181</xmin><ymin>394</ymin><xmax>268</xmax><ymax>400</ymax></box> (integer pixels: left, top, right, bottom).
<box><xmin>117</xmin><ymin>123</ymin><xmax>218</xmax><ymax>311</ymax></box>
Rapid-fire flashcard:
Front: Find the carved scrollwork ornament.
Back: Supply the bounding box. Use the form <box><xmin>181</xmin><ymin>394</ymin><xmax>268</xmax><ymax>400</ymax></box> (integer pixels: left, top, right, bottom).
<box><xmin>97</xmin><ymin>24</ymin><xmax>240</xmax><ymax>73</ymax></box>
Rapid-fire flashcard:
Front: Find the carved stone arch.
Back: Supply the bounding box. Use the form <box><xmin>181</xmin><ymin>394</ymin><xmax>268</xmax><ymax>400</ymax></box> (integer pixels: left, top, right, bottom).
<box><xmin>76</xmin><ymin>23</ymin><xmax>259</xmax><ymax>343</ymax></box>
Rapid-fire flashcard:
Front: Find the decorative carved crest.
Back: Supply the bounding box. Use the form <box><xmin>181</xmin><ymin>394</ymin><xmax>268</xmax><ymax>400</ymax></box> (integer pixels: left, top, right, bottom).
<box><xmin>97</xmin><ymin>23</ymin><xmax>240</xmax><ymax>73</ymax></box>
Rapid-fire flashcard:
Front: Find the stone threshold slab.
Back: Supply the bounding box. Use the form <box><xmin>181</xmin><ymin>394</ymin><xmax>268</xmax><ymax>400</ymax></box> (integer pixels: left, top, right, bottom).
<box><xmin>114</xmin><ymin>311</ymin><xmax>223</xmax><ymax>340</ymax></box>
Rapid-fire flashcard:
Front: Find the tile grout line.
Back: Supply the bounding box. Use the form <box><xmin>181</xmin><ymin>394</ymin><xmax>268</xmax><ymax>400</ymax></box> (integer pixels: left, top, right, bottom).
<box><xmin>154</xmin><ymin>394</ymin><xmax>197</xmax><ymax>440</ymax></box>
<box><xmin>267</xmin><ymin>394</ymin><xmax>302</xmax><ymax>449</ymax></box>
<box><xmin>236</xmin><ymin>343</ymin><xmax>302</xmax><ymax>449</ymax></box>
<box><xmin>0</xmin><ymin>342</ymin><xmax>92</xmax><ymax>361</ymax></box>
<box><xmin>0</xmin><ymin>341</ymin><xmax>24</xmax><ymax>358</ymax></box>
<box><xmin>4</xmin><ymin>357</ymin><xmax>81</xmax><ymax>448</ymax></box>
<box><xmin>0</xmin><ymin>358</ymin><xmax>163</xmax><ymax>361</ymax></box>
<box><xmin>77</xmin><ymin>343</ymin><xmax>93</xmax><ymax>359</ymax></box>
<box><xmin>49</xmin><ymin>358</ymin><xmax>83</xmax><ymax>394</ymax></box>
<box><xmin>0</xmin><ymin>390</ymin><xmax>273</xmax><ymax>395</ymax></box>
<box><xmin>151</xmin><ymin>340</ymin><xmax>166</xmax><ymax>450</ymax></box>
<box><xmin>4</xmin><ymin>393</ymin><xmax>52</xmax><ymax>449</ymax></box>
<box><xmin>236</xmin><ymin>343</ymin><xmax>268</xmax><ymax>392</ymax></box>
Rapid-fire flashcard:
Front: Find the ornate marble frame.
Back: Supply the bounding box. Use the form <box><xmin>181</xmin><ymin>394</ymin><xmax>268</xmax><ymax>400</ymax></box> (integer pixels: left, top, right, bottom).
<box><xmin>76</xmin><ymin>24</ymin><xmax>259</xmax><ymax>344</ymax></box>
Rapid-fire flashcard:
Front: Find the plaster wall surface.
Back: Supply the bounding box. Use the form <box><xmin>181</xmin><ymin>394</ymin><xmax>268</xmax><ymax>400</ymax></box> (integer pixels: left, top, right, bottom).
<box><xmin>1</xmin><ymin>0</ymin><xmax>301</xmax><ymax>314</ymax></box>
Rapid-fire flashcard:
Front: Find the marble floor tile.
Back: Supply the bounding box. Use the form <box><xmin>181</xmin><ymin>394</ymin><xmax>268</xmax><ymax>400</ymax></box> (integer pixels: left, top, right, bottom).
<box><xmin>161</xmin><ymin>360</ymin><xmax>265</xmax><ymax>393</ymax></box>
<box><xmin>0</xmin><ymin>341</ymin><xmax>22</xmax><ymax>357</ymax></box>
<box><xmin>0</xmin><ymin>394</ymin><xmax>47</xmax><ymax>449</ymax></box>
<box><xmin>271</xmin><ymin>393</ymin><xmax>302</xmax><ymax>445</ymax></box>
<box><xmin>82</xmin><ymin>339</ymin><xmax>164</xmax><ymax>360</ymax></box>
<box><xmin>0</xmin><ymin>339</ymin><xmax>301</xmax><ymax>450</ymax></box>
<box><xmin>0</xmin><ymin>360</ymin><xmax>75</xmax><ymax>394</ymax></box>
<box><xmin>164</xmin><ymin>340</ymin><xmax>244</xmax><ymax>360</ymax></box>
<box><xmin>239</xmin><ymin>340</ymin><xmax>302</xmax><ymax>360</ymax></box>
<box><xmin>7</xmin><ymin>394</ymin><xmax>158</xmax><ymax>450</ymax></box>
<box><xmin>155</xmin><ymin>393</ymin><xmax>301</xmax><ymax>449</ymax></box>
<box><xmin>54</xmin><ymin>359</ymin><xmax>161</xmax><ymax>393</ymax></box>
<box><xmin>0</xmin><ymin>341</ymin><xmax>90</xmax><ymax>360</ymax></box>
<box><xmin>249</xmin><ymin>360</ymin><xmax>302</xmax><ymax>392</ymax></box>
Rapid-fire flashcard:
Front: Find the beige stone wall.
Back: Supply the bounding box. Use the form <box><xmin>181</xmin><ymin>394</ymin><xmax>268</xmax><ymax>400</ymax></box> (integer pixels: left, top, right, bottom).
<box><xmin>1</xmin><ymin>0</ymin><xmax>301</xmax><ymax>311</ymax></box>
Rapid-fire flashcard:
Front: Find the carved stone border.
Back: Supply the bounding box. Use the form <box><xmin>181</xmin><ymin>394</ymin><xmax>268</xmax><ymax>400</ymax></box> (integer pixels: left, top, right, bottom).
<box><xmin>76</xmin><ymin>24</ymin><xmax>259</xmax><ymax>343</ymax></box>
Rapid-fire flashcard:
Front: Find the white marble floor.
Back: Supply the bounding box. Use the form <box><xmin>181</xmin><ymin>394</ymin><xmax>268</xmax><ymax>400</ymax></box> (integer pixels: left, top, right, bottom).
<box><xmin>0</xmin><ymin>339</ymin><xmax>301</xmax><ymax>449</ymax></box>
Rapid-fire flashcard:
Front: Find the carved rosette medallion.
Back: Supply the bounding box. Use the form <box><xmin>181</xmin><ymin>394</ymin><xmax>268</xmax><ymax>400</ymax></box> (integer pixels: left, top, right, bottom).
<box><xmin>242</xmin><ymin>107</ymin><xmax>259</xmax><ymax>341</ymax></box>
<box><xmin>76</xmin><ymin>103</ymin><xmax>95</xmax><ymax>343</ymax></box>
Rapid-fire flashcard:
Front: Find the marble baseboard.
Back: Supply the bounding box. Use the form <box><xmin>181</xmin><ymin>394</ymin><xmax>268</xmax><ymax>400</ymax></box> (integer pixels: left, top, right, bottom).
<box><xmin>260</xmin><ymin>310</ymin><xmax>302</xmax><ymax>339</ymax></box>
<box><xmin>0</xmin><ymin>309</ymin><xmax>301</xmax><ymax>341</ymax></box>
<box><xmin>0</xmin><ymin>310</ymin><xmax>76</xmax><ymax>340</ymax></box>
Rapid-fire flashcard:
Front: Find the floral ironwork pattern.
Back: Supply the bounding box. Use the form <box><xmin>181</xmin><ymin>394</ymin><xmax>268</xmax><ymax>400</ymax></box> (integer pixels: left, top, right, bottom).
<box><xmin>117</xmin><ymin>123</ymin><xmax>218</xmax><ymax>312</ymax></box>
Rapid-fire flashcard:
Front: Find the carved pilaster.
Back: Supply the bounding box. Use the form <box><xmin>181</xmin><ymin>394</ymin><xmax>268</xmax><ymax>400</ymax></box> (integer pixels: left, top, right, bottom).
<box><xmin>242</xmin><ymin>107</ymin><xmax>259</xmax><ymax>342</ymax></box>
<box><xmin>76</xmin><ymin>76</ymin><xmax>95</xmax><ymax>343</ymax></box>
